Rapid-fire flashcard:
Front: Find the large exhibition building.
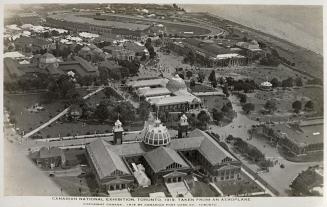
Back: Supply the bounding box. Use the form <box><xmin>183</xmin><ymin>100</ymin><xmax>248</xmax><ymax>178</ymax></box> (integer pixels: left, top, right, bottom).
<box><xmin>85</xmin><ymin>116</ymin><xmax>241</xmax><ymax>191</ymax></box>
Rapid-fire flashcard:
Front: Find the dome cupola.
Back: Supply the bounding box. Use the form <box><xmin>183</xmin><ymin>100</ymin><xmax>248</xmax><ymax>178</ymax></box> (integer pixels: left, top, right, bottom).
<box><xmin>143</xmin><ymin>118</ymin><xmax>171</xmax><ymax>147</ymax></box>
<box><xmin>166</xmin><ymin>74</ymin><xmax>187</xmax><ymax>93</ymax></box>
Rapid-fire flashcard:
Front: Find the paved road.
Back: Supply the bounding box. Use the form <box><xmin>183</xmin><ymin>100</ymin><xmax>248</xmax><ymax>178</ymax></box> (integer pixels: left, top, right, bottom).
<box><xmin>23</xmin><ymin>86</ymin><xmax>105</xmax><ymax>139</ymax></box>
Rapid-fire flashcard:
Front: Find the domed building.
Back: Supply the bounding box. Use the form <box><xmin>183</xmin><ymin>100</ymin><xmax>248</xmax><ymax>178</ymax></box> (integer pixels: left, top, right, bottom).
<box><xmin>166</xmin><ymin>74</ymin><xmax>187</xmax><ymax>93</ymax></box>
<box><xmin>143</xmin><ymin>118</ymin><xmax>171</xmax><ymax>147</ymax></box>
<box><xmin>38</xmin><ymin>53</ymin><xmax>59</xmax><ymax>69</ymax></box>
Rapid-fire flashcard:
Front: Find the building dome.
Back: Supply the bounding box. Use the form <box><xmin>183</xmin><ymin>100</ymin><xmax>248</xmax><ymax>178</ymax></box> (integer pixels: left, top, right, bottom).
<box><xmin>38</xmin><ymin>53</ymin><xmax>59</xmax><ymax>69</ymax></box>
<box><xmin>166</xmin><ymin>74</ymin><xmax>187</xmax><ymax>93</ymax></box>
<box><xmin>143</xmin><ymin>118</ymin><xmax>171</xmax><ymax>147</ymax></box>
<box><xmin>93</xmin><ymin>48</ymin><xmax>103</xmax><ymax>54</ymax></box>
<box><xmin>80</xmin><ymin>46</ymin><xmax>91</xmax><ymax>52</ymax></box>
<box><xmin>39</xmin><ymin>53</ymin><xmax>57</xmax><ymax>64</ymax></box>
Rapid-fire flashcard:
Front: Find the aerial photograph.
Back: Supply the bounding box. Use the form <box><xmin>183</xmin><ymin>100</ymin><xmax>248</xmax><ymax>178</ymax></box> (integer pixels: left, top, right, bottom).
<box><xmin>3</xmin><ymin>3</ymin><xmax>323</xmax><ymax>198</ymax></box>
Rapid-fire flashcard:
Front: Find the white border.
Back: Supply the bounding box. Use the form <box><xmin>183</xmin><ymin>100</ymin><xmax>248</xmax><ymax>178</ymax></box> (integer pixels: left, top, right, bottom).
<box><xmin>0</xmin><ymin>1</ymin><xmax>326</xmax><ymax>207</ymax></box>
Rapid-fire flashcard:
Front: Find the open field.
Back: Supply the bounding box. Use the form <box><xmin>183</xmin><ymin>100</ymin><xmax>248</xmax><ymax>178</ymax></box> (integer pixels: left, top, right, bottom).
<box><xmin>51</xmin><ymin>176</ymin><xmax>93</xmax><ymax>196</ymax></box>
<box><xmin>247</xmin><ymin>86</ymin><xmax>322</xmax><ymax>118</ymax></box>
<box><xmin>82</xmin><ymin>13</ymin><xmax>212</xmax><ymax>35</ymax></box>
<box><xmin>189</xmin><ymin>181</ymin><xmax>219</xmax><ymax>197</ymax></box>
<box><xmin>130</xmin><ymin>184</ymin><xmax>171</xmax><ymax>197</ymax></box>
<box><xmin>201</xmin><ymin>95</ymin><xmax>230</xmax><ymax>113</ymax></box>
<box><xmin>214</xmin><ymin>172</ymin><xmax>264</xmax><ymax>196</ymax></box>
<box><xmin>4</xmin><ymin>93</ymin><xmax>65</xmax><ymax>135</ymax></box>
<box><xmin>211</xmin><ymin>64</ymin><xmax>312</xmax><ymax>85</ymax></box>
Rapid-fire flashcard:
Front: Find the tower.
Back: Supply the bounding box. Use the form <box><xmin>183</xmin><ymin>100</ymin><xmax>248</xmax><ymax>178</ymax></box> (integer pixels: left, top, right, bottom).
<box><xmin>113</xmin><ymin>119</ymin><xmax>124</xmax><ymax>145</ymax></box>
<box><xmin>178</xmin><ymin>114</ymin><xmax>189</xmax><ymax>138</ymax></box>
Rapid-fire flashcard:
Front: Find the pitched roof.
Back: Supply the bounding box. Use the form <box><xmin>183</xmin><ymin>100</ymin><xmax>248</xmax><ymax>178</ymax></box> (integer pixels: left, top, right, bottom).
<box><xmin>86</xmin><ymin>139</ymin><xmax>130</xmax><ymax>180</ymax></box>
<box><xmin>144</xmin><ymin>146</ymin><xmax>189</xmax><ymax>173</ymax></box>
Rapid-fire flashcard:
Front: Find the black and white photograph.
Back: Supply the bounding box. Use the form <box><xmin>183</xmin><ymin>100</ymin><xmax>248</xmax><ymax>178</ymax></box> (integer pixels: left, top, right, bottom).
<box><xmin>1</xmin><ymin>1</ymin><xmax>325</xmax><ymax>206</ymax></box>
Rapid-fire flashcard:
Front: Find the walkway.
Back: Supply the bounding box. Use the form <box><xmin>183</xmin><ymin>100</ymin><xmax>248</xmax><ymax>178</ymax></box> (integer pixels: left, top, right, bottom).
<box><xmin>23</xmin><ymin>86</ymin><xmax>105</xmax><ymax>139</ymax></box>
<box><xmin>165</xmin><ymin>182</ymin><xmax>193</xmax><ymax>197</ymax></box>
<box><xmin>240</xmin><ymin>168</ymin><xmax>274</xmax><ymax>196</ymax></box>
<box><xmin>209</xmin><ymin>182</ymin><xmax>224</xmax><ymax>196</ymax></box>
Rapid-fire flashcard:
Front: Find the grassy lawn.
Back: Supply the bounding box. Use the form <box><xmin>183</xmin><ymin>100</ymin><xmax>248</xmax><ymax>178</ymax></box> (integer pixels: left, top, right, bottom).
<box><xmin>214</xmin><ymin>173</ymin><xmax>264</xmax><ymax>196</ymax></box>
<box><xmin>37</xmin><ymin>120</ymin><xmax>144</xmax><ymax>138</ymax></box>
<box><xmin>164</xmin><ymin>22</ymin><xmax>211</xmax><ymax>35</ymax></box>
<box><xmin>4</xmin><ymin>93</ymin><xmax>65</xmax><ymax>135</ymax></box>
<box><xmin>51</xmin><ymin>176</ymin><xmax>93</xmax><ymax>196</ymax></box>
<box><xmin>189</xmin><ymin>181</ymin><xmax>220</xmax><ymax>197</ymax></box>
<box><xmin>130</xmin><ymin>184</ymin><xmax>171</xmax><ymax>197</ymax></box>
<box><xmin>201</xmin><ymin>95</ymin><xmax>230</xmax><ymax>112</ymax></box>
<box><xmin>294</xmin><ymin>86</ymin><xmax>323</xmax><ymax>116</ymax></box>
<box><xmin>245</xmin><ymin>87</ymin><xmax>322</xmax><ymax>122</ymax></box>
<box><xmin>6</xmin><ymin>87</ymin><xmax>142</xmax><ymax>138</ymax></box>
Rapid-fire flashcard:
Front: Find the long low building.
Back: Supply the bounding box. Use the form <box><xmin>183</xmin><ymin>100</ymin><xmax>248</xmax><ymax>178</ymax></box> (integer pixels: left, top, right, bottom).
<box><xmin>166</xmin><ymin>38</ymin><xmax>248</xmax><ymax>67</ymax></box>
<box><xmin>4</xmin><ymin>53</ymin><xmax>99</xmax><ymax>81</ymax></box>
<box><xmin>46</xmin><ymin>12</ymin><xmax>152</xmax><ymax>40</ymax></box>
<box><xmin>128</xmin><ymin>75</ymin><xmax>203</xmax><ymax>112</ymax></box>
<box><xmin>260</xmin><ymin>120</ymin><xmax>323</xmax><ymax>155</ymax></box>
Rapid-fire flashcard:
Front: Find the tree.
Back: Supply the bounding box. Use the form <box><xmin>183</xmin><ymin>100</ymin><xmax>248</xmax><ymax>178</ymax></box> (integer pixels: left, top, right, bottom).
<box><xmin>187</xmin><ymin>51</ymin><xmax>195</xmax><ymax>65</ymax></box>
<box><xmin>221</xmin><ymin>104</ymin><xmax>232</xmax><ymax>113</ymax></box>
<box><xmin>94</xmin><ymin>101</ymin><xmax>109</xmax><ymax>122</ymax></box>
<box><xmin>242</xmin><ymin>103</ymin><xmax>255</xmax><ymax>114</ymax></box>
<box><xmin>186</xmin><ymin>70</ymin><xmax>193</xmax><ymax>79</ymax></box>
<box><xmin>138</xmin><ymin>101</ymin><xmax>151</xmax><ymax>121</ymax></box>
<box><xmin>295</xmin><ymin>77</ymin><xmax>303</xmax><ymax>87</ymax></box>
<box><xmin>282</xmin><ymin>77</ymin><xmax>293</xmax><ymax>88</ymax></box>
<box><xmin>240</xmin><ymin>94</ymin><xmax>247</xmax><ymax>103</ymax></box>
<box><xmin>211</xmin><ymin>79</ymin><xmax>218</xmax><ymax>88</ymax></box>
<box><xmin>222</xmin><ymin>85</ymin><xmax>229</xmax><ymax>97</ymax></box>
<box><xmin>292</xmin><ymin>100</ymin><xmax>302</xmax><ymax>113</ymax></box>
<box><xmin>197</xmin><ymin>70</ymin><xmax>205</xmax><ymax>83</ymax></box>
<box><xmin>270</xmin><ymin>78</ymin><xmax>280</xmax><ymax>88</ymax></box>
<box><xmin>197</xmin><ymin>110</ymin><xmax>210</xmax><ymax>129</ymax></box>
<box><xmin>264</xmin><ymin>100</ymin><xmax>277</xmax><ymax>113</ymax></box>
<box><xmin>113</xmin><ymin>102</ymin><xmax>136</xmax><ymax>123</ymax></box>
<box><xmin>304</xmin><ymin>101</ymin><xmax>314</xmax><ymax>111</ymax></box>
<box><xmin>212</xmin><ymin>108</ymin><xmax>224</xmax><ymax>124</ymax></box>
<box><xmin>208</xmin><ymin>70</ymin><xmax>216</xmax><ymax>82</ymax></box>
<box><xmin>147</xmin><ymin>45</ymin><xmax>156</xmax><ymax>59</ymax></box>
<box><xmin>190</xmin><ymin>79</ymin><xmax>196</xmax><ymax>88</ymax></box>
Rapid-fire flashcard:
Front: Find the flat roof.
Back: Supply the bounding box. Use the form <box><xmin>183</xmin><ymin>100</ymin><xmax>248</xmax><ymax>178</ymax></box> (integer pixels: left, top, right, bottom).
<box><xmin>137</xmin><ymin>87</ymin><xmax>171</xmax><ymax>97</ymax></box>
<box><xmin>149</xmin><ymin>93</ymin><xmax>200</xmax><ymax>107</ymax></box>
<box><xmin>181</xmin><ymin>38</ymin><xmax>230</xmax><ymax>57</ymax></box>
<box><xmin>48</xmin><ymin>13</ymin><xmax>151</xmax><ymax>31</ymax></box>
<box><xmin>127</xmin><ymin>78</ymin><xmax>168</xmax><ymax>88</ymax></box>
<box><xmin>214</xmin><ymin>53</ymin><xmax>245</xmax><ymax>60</ymax></box>
<box><xmin>4</xmin><ymin>51</ymin><xmax>25</xmax><ymax>59</ymax></box>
